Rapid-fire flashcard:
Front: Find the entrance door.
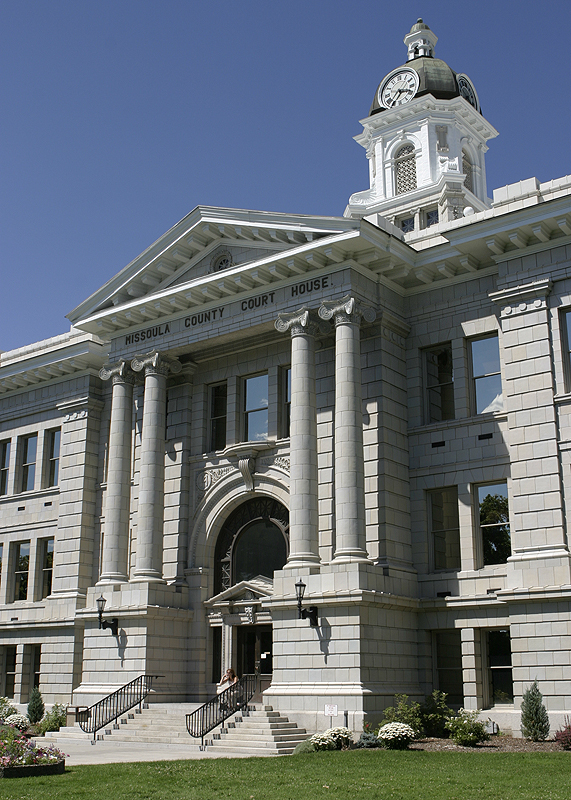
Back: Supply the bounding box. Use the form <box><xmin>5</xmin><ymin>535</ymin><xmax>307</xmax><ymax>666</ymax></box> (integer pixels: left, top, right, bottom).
<box><xmin>237</xmin><ymin>625</ymin><xmax>272</xmax><ymax>697</ymax></box>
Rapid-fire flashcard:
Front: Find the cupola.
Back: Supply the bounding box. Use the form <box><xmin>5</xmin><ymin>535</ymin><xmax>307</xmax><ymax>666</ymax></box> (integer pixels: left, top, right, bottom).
<box><xmin>345</xmin><ymin>20</ymin><xmax>498</xmax><ymax>231</ymax></box>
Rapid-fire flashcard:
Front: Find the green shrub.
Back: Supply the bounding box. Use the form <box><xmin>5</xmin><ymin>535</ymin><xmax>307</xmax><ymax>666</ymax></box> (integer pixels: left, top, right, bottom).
<box><xmin>0</xmin><ymin>697</ymin><xmax>17</xmax><ymax>723</ymax></box>
<box><xmin>27</xmin><ymin>686</ymin><xmax>45</xmax><ymax>724</ymax></box>
<box><xmin>555</xmin><ymin>716</ymin><xmax>571</xmax><ymax>750</ymax></box>
<box><xmin>381</xmin><ymin>694</ymin><xmax>424</xmax><ymax>738</ymax></box>
<box><xmin>420</xmin><ymin>691</ymin><xmax>454</xmax><ymax>738</ymax></box>
<box><xmin>446</xmin><ymin>709</ymin><xmax>490</xmax><ymax>746</ymax></box>
<box><xmin>355</xmin><ymin>731</ymin><xmax>381</xmax><ymax>748</ymax></box>
<box><xmin>293</xmin><ymin>739</ymin><xmax>316</xmax><ymax>754</ymax></box>
<box><xmin>37</xmin><ymin>703</ymin><xmax>67</xmax><ymax>734</ymax></box>
<box><xmin>520</xmin><ymin>680</ymin><xmax>550</xmax><ymax>742</ymax></box>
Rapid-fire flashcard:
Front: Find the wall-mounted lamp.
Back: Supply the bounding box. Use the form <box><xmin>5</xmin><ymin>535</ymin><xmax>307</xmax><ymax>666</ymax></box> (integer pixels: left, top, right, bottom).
<box><xmin>96</xmin><ymin>595</ymin><xmax>119</xmax><ymax>636</ymax></box>
<box><xmin>295</xmin><ymin>579</ymin><xmax>318</xmax><ymax>627</ymax></box>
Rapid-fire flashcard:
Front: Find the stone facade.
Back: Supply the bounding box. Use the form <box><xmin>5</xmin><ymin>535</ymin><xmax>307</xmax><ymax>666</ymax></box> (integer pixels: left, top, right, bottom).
<box><xmin>1</xmin><ymin>21</ymin><xmax>570</xmax><ymax>737</ymax></box>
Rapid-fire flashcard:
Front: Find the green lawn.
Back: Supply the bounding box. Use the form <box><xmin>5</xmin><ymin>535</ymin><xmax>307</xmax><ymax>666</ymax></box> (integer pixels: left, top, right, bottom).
<box><xmin>1</xmin><ymin>750</ymin><xmax>570</xmax><ymax>800</ymax></box>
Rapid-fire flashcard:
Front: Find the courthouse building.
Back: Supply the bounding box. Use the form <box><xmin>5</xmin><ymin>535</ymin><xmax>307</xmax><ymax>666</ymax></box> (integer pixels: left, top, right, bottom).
<box><xmin>1</xmin><ymin>20</ymin><xmax>571</xmax><ymax>735</ymax></box>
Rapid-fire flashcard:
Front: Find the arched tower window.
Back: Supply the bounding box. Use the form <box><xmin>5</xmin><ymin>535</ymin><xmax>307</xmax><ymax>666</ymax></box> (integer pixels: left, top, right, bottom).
<box><xmin>395</xmin><ymin>144</ymin><xmax>417</xmax><ymax>195</ymax></box>
<box><xmin>462</xmin><ymin>151</ymin><xmax>473</xmax><ymax>194</ymax></box>
<box><xmin>214</xmin><ymin>497</ymin><xmax>289</xmax><ymax>594</ymax></box>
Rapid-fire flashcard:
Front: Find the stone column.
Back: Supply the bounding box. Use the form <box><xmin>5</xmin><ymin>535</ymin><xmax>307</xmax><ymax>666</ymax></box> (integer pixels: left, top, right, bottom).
<box><xmin>131</xmin><ymin>351</ymin><xmax>181</xmax><ymax>583</ymax></box>
<box><xmin>275</xmin><ymin>307</ymin><xmax>320</xmax><ymax>568</ymax></box>
<box><xmin>319</xmin><ymin>295</ymin><xmax>375</xmax><ymax>563</ymax></box>
<box><xmin>98</xmin><ymin>360</ymin><xmax>136</xmax><ymax>584</ymax></box>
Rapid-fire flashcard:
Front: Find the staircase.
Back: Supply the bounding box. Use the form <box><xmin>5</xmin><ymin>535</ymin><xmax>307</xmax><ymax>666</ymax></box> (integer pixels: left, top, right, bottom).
<box><xmin>44</xmin><ymin>703</ymin><xmax>202</xmax><ymax>747</ymax></box>
<box><xmin>205</xmin><ymin>706</ymin><xmax>309</xmax><ymax>756</ymax></box>
<box><xmin>45</xmin><ymin>703</ymin><xmax>309</xmax><ymax>756</ymax></box>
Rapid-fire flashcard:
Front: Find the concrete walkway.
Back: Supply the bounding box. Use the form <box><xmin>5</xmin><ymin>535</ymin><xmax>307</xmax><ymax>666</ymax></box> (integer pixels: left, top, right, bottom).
<box><xmin>48</xmin><ymin>738</ymin><xmax>258</xmax><ymax>766</ymax></box>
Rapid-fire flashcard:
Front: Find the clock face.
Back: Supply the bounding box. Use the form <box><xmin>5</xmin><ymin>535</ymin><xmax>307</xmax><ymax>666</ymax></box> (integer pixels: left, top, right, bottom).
<box><xmin>379</xmin><ymin>69</ymin><xmax>419</xmax><ymax>109</ymax></box>
<box><xmin>456</xmin><ymin>74</ymin><xmax>480</xmax><ymax>111</ymax></box>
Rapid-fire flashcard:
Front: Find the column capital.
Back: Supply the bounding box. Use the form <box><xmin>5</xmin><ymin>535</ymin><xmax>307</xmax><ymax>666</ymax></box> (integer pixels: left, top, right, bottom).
<box><xmin>131</xmin><ymin>350</ymin><xmax>182</xmax><ymax>377</ymax></box>
<box><xmin>99</xmin><ymin>360</ymin><xmax>137</xmax><ymax>385</ymax></box>
<box><xmin>318</xmin><ymin>295</ymin><xmax>376</xmax><ymax>327</ymax></box>
<box><xmin>275</xmin><ymin>307</ymin><xmax>321</xmax><ymax>338</ymax></box>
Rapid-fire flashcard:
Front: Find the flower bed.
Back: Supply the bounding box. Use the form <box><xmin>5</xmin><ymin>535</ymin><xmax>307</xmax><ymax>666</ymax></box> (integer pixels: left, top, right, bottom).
<box><xmin>0</xmin><ymin>727</ymin><xmax>66</xmax><ymax>778</ymax></box>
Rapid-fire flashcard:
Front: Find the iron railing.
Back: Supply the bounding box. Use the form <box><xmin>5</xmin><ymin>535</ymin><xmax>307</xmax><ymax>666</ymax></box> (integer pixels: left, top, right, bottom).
<box><xmin>186</xmin><ymin>674</ymin><xmax>257</xmax><ymax>746</ymax></box>
<box><xmin>77</xmin><ymin>674</ymin><xmax>162</xmax><ymax>740</ymax></box>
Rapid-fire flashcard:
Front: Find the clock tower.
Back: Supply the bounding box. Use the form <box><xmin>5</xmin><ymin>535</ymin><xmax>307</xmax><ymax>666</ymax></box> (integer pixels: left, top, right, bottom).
<box><xmin>345</xmin><ymin>19</ymin><xmax>498</xmax><ymax>232</ymax></box>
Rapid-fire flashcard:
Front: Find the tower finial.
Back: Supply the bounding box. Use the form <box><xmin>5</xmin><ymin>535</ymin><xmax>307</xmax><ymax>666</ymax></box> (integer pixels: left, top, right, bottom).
<box><xmin>404</xmin><ymin>19</ymin><xmax>438</xmax><ymax>61</ymax></box>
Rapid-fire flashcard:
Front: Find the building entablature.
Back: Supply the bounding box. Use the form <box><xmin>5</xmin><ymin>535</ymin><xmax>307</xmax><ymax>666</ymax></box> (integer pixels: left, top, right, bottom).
<box><xmin>0</xmin><ymin>332</ymin><xmax>108</xmax><ymax>398</ymax></box>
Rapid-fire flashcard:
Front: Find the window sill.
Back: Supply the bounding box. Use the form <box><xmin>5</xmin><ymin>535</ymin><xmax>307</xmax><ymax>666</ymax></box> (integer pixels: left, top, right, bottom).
<box><xmin>409</xmin><ymin>411</ymin><xmax>508</xmax><ymax>435</ymax></box>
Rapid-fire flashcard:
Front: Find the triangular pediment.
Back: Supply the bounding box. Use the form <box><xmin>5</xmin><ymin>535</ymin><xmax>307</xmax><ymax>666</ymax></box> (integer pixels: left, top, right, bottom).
<box><xmin>67</xmin><ymin>206</ymin><xmax>358</xmax><ymax>334</ymax></box>
<box><xmin>205</xmin><ymin>575</ymin><xmax>274</xmax><ymax>607</ymax></box>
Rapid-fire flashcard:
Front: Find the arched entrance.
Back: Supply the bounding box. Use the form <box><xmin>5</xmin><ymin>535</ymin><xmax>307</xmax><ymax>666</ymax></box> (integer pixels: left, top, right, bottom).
<box><xmin>208</xmin><ymin>497</ymin><xmax>289</xmax><ymax>692</ymax></box>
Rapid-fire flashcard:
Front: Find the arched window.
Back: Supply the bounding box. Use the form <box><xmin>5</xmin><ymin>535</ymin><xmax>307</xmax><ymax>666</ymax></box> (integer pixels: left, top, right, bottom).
<box><xmin>462</xmin><ymin>151</ymin><xmax>473</xmax><ymax>194</ymax></box>
<box><xmin>395</xmin><ymin>144</ymin><xmax>417</xmax><ymax>195</ymax></box>
<box><xmin>214</xmin><ymin>497</ymin><xmax>289</xmax><ymax>594</ymax></box>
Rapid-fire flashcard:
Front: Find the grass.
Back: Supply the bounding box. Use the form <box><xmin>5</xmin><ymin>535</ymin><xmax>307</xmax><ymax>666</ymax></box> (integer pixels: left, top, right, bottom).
<box><xmin>0</xmin><ymin>749</ymin><xmax>570</xmax><ymax>800</ymax></box>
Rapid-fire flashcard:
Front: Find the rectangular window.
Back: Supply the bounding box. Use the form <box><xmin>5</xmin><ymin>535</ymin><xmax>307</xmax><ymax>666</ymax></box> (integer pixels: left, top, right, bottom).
<box><xmin>282</xmin><ymin>367</ymin><xmax>291</xmax><ymax>438</ymax></box>
<box><xmin>0</xmin><ymin>440</ymin><xmax>10</xmax><ymax>495</ymax></box>
<box><xmin>435</xmin><ymin>630</ymin><xmax>463</xmax><ymax>706</ymax></box>
<box><xmin>562</xmin><ymin>310</ymin><xmax>571</xmax><ymax>391</ymax></box>
<box><xmin>430</xmin><ymin>487</ymin><xmax>461</xmax><ymax>571</ymax></box>
<box><xmin>244</xmin><ymin>374</ymin><xmax>268</xmax><ymax>441</ymax></box>
<box><xmin>488</xmin><ymin>629</ymin><xmax>513</xmax><ymax>704</ymax></box>
<box><xmin>400</xmin><ymin>216</ymin><xmax>415</xmax><ymax>233</ymax></box>
<box><xmin>20</xmin><ymin>434</ymin><xmax>38</xmax><ymax>492</ymax></box>
<box><xmin>426</xmin><ymin>208</ymin><xmax>439</xmax><ymax>227</ymax></box>
<box><xmin>40</xmin><ymin>538</ymin><xmax>54</xmax><ymax>599</ymax></box>
<box><xmin>14</xmin><ymin>541</ymin><xmax>30</xmax><ymax>601</ymax></box>
<box><xmin>478</xmin><ymin>482</ymin><xmax>510</xmax><ymax>566</ymax></box>
<box><xmin>209</xmin><ymin>383</ymin><xmax>227</xmax><ymax>451</ymax></box>
<box><xmin>4</xmin><ymin>646</ymin><xmax>16</xmax><ymax>699</ymax></box>
<box><xmin>470</xmin><ymin>335</ymin><xmax>504</xmax><ymax>414</ymax></box>
<box><xmin>45</xmin><ymin>428</ymin><xmax>61</xmax><ymax>487</ymax></box>
<box><xmin>424</xmin><ymin>344</ymin><xmax>454</xmax><ymax>423</ymax></box>
<box><xmin>32</xmin><ymin>645</ymin><xmax>41</xmax><ymax>690</ymax></box>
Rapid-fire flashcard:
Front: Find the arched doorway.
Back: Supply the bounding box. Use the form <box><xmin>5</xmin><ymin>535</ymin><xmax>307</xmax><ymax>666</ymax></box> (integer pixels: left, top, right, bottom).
<box><xmin>213</xmin><ymin>496</ymin><xmax>289</xmax><ymax>594</ymax></box>
<box><xmin>210</xmin><ymin>497</ymin><xmax>289</xmax><ymax>691</ymax></box>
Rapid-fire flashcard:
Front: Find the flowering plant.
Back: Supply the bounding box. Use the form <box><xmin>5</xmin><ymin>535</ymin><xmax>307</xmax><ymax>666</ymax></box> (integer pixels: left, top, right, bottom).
<box><xmin>0</xmin><ymin>727</ymin><xmax>66</xmax><ymax>766</ymax></box>
<box><xmin>377</xmin><ymin>722</ymin><xmax>415</xmax><ymax>750</ymax></box>
<box><xmin>310</xmin><ymin>726</ymin><xmax>353</xmax><ymax>751</ymax></box>
<box><xmin>5</xmin><ymin>714</ymin><xmax>29</xmax><ymax>732</ymax></box>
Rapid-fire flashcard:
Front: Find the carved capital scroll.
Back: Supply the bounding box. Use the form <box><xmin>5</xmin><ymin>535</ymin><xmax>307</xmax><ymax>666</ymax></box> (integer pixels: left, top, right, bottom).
<box><xmin>275</xmin><ymin>307</ymin><xmax>321</xmax><ymax>338</ymax></box>
<box><xmin>131</xmin><ymin>350</ymin><xmax>182</xmax><ymax>377</ymax></box>
<box><xmin>318</xmin><ymin>295</ymin><xmax>376</xmax><ymax>327</ymax></box>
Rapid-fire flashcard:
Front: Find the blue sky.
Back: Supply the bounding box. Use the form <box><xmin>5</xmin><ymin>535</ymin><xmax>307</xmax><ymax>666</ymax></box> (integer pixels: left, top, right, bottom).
<box><xmin>1</xmin><ymin>0</ymin><xmax>569</xmax><ymax>352</ymax></box>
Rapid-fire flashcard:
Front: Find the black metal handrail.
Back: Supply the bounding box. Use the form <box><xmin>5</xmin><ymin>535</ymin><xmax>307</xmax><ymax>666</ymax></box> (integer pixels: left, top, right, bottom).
<box><xmin>77</xmin><ymin>674</ymin><xmax>163</xmax><ymax>739</ymax></box>
<box><xmin>186</xmin><ymin>674</ymin><xmax>257</xmax><ymax>746</ymax></box>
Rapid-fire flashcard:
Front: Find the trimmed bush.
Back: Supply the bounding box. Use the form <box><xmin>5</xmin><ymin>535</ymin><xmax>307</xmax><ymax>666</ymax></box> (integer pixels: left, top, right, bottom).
<box><xmin>310</xmin><ymin>727</ymin><xmax>353</xmax><ymax>751</ymax></box>
<box><xmin>5</xmin><ymin>714</ymin><xmax>29</xmax><ymax>732</ymax></box>
<box><xmin>420</xmin><ymin>691</ymin><xmax>454</xmax><ymax>738</ymax></box>
<box><xmin>377</xmin><ymin>722</ymin><xmax>415</xmax><ymax>750</ymax></box>
<box><xmin>381</xmin><ymin>694</ymin><xmax>424</xmax><ymax>738</ymax></box>
<box><xmin>27</xmin><ymin>686</ymin><xmax>45</xmax><ymax>724</ymax></box>
<box><xmin>0</xmin><ymin>698</ymin><xmax>17</xmax><ymax>724</ymax></box>
<box><xmin>293</xmin><ymin>739</ymin><xmax>316</xmax><ymax>754</ymax></box>
<box><xmin>355</xmin><ymin>731</ymin><xmax>382</xmax><ymax>748</ymax></box>
<box><xmin>446</xmin><ymin>709</ymin><xmax>490</xmax><ymax>746</ymax></box>
<box><xmin>520</xmin><ymin>680</ymin><xmax>550</xmax><ymax>742</ymax></box>
<box><xmin>555</xmin><ymin>716</ymin><xmax>571</xmax><ymax>750</ymax></box>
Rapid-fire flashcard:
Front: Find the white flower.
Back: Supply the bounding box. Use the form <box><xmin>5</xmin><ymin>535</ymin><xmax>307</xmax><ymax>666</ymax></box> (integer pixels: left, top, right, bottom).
<box><xmin>377</xmin><ymin>722</ymin><xmax>415</xmax><ymax>748</ymax></box>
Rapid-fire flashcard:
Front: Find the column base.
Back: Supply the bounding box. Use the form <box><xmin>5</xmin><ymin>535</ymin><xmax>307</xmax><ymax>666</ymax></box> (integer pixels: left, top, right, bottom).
<box><xmin>96</xmin><ymin>573</ymin><xmax>129</xmax><ymax>586</ymax></box>
<box><xmin>331</xmin><ymin>549</ymin><xmax>372</xmax><ymax>565</ymax></box>
<box><xmin>130</xmin><ymin>571</ymin><xmax>167</xmax><ymax>584</ymax></box>
<box><xmin>285</xmin><ymin>553</ymin><xmax>321</xmax><ymax>569</ymax></box>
